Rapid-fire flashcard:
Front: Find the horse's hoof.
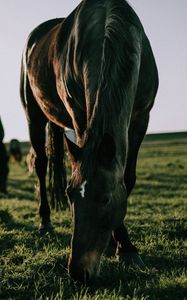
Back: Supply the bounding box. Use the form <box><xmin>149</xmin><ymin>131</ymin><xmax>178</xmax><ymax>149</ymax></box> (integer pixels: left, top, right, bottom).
<box><xmin>118</xmin><ymin>252</ymin><xmax>146</xmax><ymax>269</ymax></box>
<box><xmin>39</xmin><ymin>222</ymin><xmax>54</xmax><ymax>235</ymax></box>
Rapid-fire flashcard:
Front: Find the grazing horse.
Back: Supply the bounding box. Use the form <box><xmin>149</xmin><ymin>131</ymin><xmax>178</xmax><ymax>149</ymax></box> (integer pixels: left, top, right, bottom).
<box><xmin>0</xmin><ymin>118</ymin><xmax>9</xmax><ymax>194</ymax></box>
<box><xmin>20</xmin><ymin>0</ymin><xmax>158</xmax><ymax>283</ymax></box>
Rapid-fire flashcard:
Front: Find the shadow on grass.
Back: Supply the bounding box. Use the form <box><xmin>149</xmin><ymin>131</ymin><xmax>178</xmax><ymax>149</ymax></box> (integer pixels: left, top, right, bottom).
<box><xmin>7</xmin><ymin>178</ymin><xmax>35</xmax><ymax>201</ymax></box>
<box><xmin>0</xmin><ymin>208</ymin><xmax>71</xmax><ymax>248</ymax></box>
<box><xmin>144</xmin><ymin>254</ymin><xmax>187</xmax><ymax>273</ymax></box>
<box><xmin>145</xmin><ymin>285</ymin><xmax>187</xmax><ymax>300</ymax></box>
<box><xmin>0</xmin><ymin>232</ymin><xmax>16</xmax><ymax>254</ymax></box>
<box><xmin>0</xmin><ymin>208</ymin><xmax>36</xmax><ymax>232</ymax></box>
<box><xmin>162</xmin><ymin>218</ymin><xmax>187</xmax><ymax>241</ymax></box>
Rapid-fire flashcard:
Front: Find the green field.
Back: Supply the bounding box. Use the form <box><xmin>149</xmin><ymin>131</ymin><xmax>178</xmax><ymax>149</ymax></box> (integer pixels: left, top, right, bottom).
<box><xmin>0</xmin><ymin>133</ymin><xmax>187</xmax><ymax>300</ymax></box>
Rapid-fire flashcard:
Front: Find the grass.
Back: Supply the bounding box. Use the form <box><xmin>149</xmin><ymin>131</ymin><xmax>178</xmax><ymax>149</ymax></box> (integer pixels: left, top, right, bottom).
<box><xmin>0</xmin><ymin>133</ymin><xmax>187</xmax><ymax>300</ymax></box>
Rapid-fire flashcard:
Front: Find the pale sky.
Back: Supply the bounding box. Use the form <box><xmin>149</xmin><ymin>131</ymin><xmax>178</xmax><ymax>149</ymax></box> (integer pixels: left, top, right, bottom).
<box><xmin>0</xmin><ymin>0</ymin><xmax>187</xmax><ymax>142</ymax></box>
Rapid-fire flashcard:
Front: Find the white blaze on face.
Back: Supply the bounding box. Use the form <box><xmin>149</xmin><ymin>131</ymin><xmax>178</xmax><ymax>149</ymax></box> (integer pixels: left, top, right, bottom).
<box><xmin>80</xmin><ymin>181</ymin><xmax>87</xmax><ymax>198</ymax></box>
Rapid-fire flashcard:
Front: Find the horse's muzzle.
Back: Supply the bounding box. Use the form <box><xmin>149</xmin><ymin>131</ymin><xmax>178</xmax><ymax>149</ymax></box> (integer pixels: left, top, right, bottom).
<box><xmin>68</xmin><ymin>255</ymin><xmax>98</xmax><ymax>284</ymax></box>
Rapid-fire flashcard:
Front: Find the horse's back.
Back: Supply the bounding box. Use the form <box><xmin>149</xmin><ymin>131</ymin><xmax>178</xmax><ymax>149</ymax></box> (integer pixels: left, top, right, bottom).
<box><xmin>21</xmin><ymin>0</ymin><xmax>158</xmax><ymax>137</ymax></box>
<box><xmin>26</xmin><ymin>18</ymin><xmax>63</xmax><ymax>49</ymax></box>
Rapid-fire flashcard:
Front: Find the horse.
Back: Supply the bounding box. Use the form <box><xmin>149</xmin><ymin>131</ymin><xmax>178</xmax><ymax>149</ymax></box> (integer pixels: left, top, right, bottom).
<box><xmin>9</xmin><ymin>139</ymin><xmax>22</xmax><ymax>162</ymax></box>
<box><xmin>20</xmin><ymin>0</ymin><xmax>158</xmax><ymax>283</ymax></box>
<box><xmin>0</xmin><ymin>118</ymin><xmax>9</xmax><ymax>194</ymax></box>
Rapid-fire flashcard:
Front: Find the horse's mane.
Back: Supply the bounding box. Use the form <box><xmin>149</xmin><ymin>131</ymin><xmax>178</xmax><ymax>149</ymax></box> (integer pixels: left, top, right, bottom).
<box><xmin>79</xmin><ymin>0</ymin><xmax>143</xmax><ymax>176</ymax></box>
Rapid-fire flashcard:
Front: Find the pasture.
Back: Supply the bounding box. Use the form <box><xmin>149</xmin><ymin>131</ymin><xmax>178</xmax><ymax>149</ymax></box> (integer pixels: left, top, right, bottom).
<box><xmin>0</xmin><ymin>132</ymin><xmax>187</xmax><ymax>300</ymax></box>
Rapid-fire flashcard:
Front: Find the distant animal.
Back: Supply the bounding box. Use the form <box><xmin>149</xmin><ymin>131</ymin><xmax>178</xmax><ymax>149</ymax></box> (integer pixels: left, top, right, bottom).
<box><xmin>20</xmin><ymin>0</ymin><xmax>158</xmax><ymax>283</ymax></box>
<box><xmin>9</xmin><ymin>139</ymin><xmax>22</xmax><ymax>162</ymax></box>
<box><xmin>0</xmin><ymin>118</ymin><xmax>9</xmax><ymax>194</ymax></box>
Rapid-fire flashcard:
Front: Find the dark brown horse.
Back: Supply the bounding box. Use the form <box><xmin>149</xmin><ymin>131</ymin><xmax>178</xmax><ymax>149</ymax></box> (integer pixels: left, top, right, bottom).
<box><xmin>20</xmin><ymin>0</ymin><xmax>158</xmax><ymax>283</ymax></box>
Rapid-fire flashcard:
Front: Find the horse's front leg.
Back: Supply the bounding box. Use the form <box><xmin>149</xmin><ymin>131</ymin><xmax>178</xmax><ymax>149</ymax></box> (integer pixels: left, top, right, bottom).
<box><xmin>114</xmin><ymin>112</ymin><xmax>150</xmax><ymax>267</ymax></box>
<box><xmin>112</xmin><ymin>224</ymin><xmax>145</xmax><ymax>268</ymax></box>
<box><xmin>106</xmin><ymin>112</ymin><xmax>150</xmax><ymax>267</ymax></box>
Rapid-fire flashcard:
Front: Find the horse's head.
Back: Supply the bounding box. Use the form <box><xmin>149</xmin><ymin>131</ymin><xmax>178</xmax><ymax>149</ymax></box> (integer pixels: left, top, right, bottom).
<box><xmin>66</xmin><ymin>133</ymin><xmax>127</xmax><ymax>283</ymax></box>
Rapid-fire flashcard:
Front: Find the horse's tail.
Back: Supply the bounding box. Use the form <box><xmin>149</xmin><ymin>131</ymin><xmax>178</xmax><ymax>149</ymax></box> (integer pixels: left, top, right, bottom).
<box><xmin>47</xmin><ymin>121</ymin><xmax>68</xmax><ymax>211</ymax></box>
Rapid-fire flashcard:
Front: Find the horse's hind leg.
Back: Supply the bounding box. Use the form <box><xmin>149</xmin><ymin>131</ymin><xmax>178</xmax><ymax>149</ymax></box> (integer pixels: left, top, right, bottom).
<box><xmin>29</xmin><ymin>119</ymin><xmax>54</xmax><ymax>233</ymax></box>
<box><xmin>113</xmin><ymin>112</ymin><xmax>150</xmax><ymax>266</ymax></box>
<box><xmin>20</xmin><ymin>71</ymin><xmax>52</xmax><ymax>234</ymax></box>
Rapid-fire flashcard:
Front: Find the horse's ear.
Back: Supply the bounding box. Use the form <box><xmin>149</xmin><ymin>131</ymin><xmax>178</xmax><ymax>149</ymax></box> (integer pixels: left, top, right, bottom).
<box><xmin>98</xmin><ymin>133</ymin><xmax>116</xmax><ymax>168</ymax></box>
<box><xmin>64</xmin><ymin>135</ymin><xmax>81</xmax><ymax>162</ymax></box>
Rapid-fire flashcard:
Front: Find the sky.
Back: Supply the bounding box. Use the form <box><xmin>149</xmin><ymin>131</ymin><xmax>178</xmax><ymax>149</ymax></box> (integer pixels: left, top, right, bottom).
<box><xmin>0</xmin><ymin>0</ymin><xmax>187</xmax><ymax>142</ymax></box>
